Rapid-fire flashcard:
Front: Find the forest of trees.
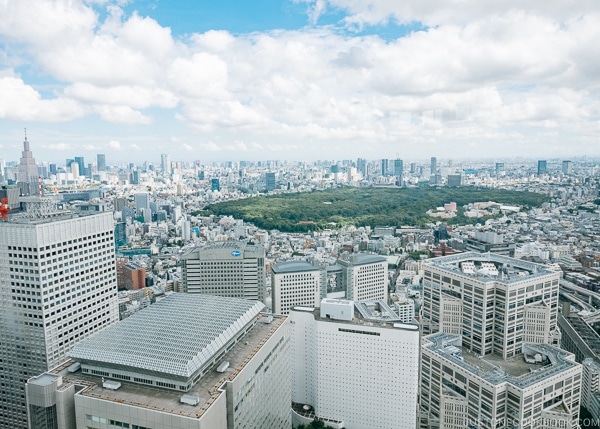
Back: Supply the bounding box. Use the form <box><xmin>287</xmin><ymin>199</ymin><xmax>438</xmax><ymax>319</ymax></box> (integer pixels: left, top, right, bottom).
<box><xmin>201</xmin><ymin>186</ymin><xmax>547</xmax><ymax>232</ymax></box>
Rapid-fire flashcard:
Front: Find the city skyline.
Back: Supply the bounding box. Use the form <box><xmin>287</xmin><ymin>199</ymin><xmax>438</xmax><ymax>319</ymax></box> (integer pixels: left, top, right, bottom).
<box><xmin>2</xmin><ymin>1</ymin><xmax>600</xmax><ymax>163</ymax></box>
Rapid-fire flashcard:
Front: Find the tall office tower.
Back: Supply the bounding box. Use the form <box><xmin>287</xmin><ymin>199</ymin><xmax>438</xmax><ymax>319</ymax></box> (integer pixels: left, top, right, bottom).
<box><xmin>265</xmin><ymin>171</ymin><xmax>276</xmax><ymax>191</ymax></box>
<box><xmin>160</xmin><ymin>153</ymin><xmax>170</xmax><ymax>174</ymax></box>
<box><xmin>291</xmin><ymin>299</ymin><xmax>420</xmax><ymax>429</ymax></box>
<box><xmin>272</xmin><ymin>261</ymin><xmax>324</xmax><ymax>315</ymax></box>
<box><xmin>211</xmin><ymin>177</ymin><xmax>220</xmax><ymax>191</ymax></box>
<box><xmin>430</xmin><ymin>156</ymin><xmax>438</xmax><ymax>175</ymax></box>
<box><xmin>430</xmin><ymin>156</ymin><xmax>439</xmax><ymax>185</ymax></box>
<box><xmin>96</xmin><ymin>153</ymin><xmax>106</xmax><ymax>172</ymax></box>
<box><xmin>421</xmin><ymin>253</ymin><xmax>561</xmax><ymax>357</ymax></box>
<box><xmin>49</xmin><ymin>163</ymin><xmax>57</xmax><ymax>176</ymax></box>
<box><xmin>134</xmin><ymin>192</ymin><xmax>150</xmax><ymax>213</ymax></box>
<box><xmin>74</xmin><ymin>156</ymin><xmax>85</xmax><ymax>177</ymax></box>
<box><xmin>356</xmin><ymin>158</ymin><xmax>367</xmax><ymax>177</ymax></box>
<box><xmin>420</xmin><ymin>334</ymin><xmax>581</xmax><ymax>429</ymax></box>
<box><xmin>380</xmin><ymin>158</ymin><xmax>389</xmax><ymax>176</ymax></box>
<box><xmin>394</xmin><ymin>158</ymin><xmax>404</xmax><ymax>185</ymax></box>
<box><xmin>338</xmin><ymin>253</ymin><xmax>388</xmax><ymax>302</ymax></box>
<box><xmin>418</xmin><ymin>253</ymin><xmax>580</xmax><ymax>429</ymax></box>
<box><xmin>0</xmin><ymin>203</ymin><xmax>119</xmax><ymax>428</ymax></box>
<box><xmin>562</xmin><ymin>160</ymin><xmax>573</xmax><ymax>174</ymax></box>
<box><xmin>17</xmin><ymin>131</ymin><xmax>40</xmax><ymax>196</ymax></box>
<box><xmin>495</xmin><ymin>162</ymin><xmax>505</xmax><ymax>177</ymax></box>
<box><xmin>182</xmin><ymin>241</ymin><xmax>266</xmax><ymax>301</ymax></box>
<box><xmin>538</xmin><ymin>159</ymin><xmax>547</xmax><ymax>175</ymax></box>
<box><xmin>70</xmin><ymin>161</ymin><xmax>79</xmax><ymax>179</ymax></box>
<box><xmin>26</xmin><ymin>294</ymin><xmax>291</xmax><ymax>429</ymax></box>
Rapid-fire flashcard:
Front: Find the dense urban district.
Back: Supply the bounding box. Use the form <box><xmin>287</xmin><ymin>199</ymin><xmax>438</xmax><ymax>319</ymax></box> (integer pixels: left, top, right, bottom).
<box><xmin>1</xmin><ymin>137</ymin><xmax>600</xmax><ymax>429</ymax></box>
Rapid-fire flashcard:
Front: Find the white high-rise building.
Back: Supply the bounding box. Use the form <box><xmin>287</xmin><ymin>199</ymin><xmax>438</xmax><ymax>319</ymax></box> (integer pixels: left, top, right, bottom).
<box><xmin>422</xmin><ymin>252</ymin><xmax>561</xmax><ymax>358</ymax></box>
<box><xmin>182</xmin><ymin>241</ymin><xmax>266</xmax><ymax>301</ymax></box>
<box><xmin>420</xmin><ymin>334</ymin><xmax>582</xmax><ymax>429</ymax></box>
<box><xmin>338</xmin><ymin>253</ymin><xmax>388</xmax><ymax>302</ymax></box>
<box><xmin>419</xmin><ymin>253</ymin><xmax>580</xmax><ymax>429</ymax></box>
<box><xmin>0</xmin><ymin>204</ymin><xmax>119</xmax><ymax>429</ymax></box>
<box><xmin>291</xmin><ymin>299</ymin><xmax>420</xmax><ymax>429</ymax></box>
<box><xmin>26</xmin><ymin>294</ymin><xmax>290</xmax><ymax>429</ymax></box>
<box><xmin>160</xmin><ymin>153</ymin><xmax>170</xmax><ymax>174</ymax></box>
<box><xmin>271</xmin><ymin>261</ymin><xmax>324</xmax><ymax>315</ymax></box>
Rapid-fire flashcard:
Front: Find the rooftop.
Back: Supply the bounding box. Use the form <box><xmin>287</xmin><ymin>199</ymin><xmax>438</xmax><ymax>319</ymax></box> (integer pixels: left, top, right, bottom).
<box><xmin>294</xmin><ymin>301</ymin><xmax>419</xmax><ymax>331</ymax></box>
<box><xmin>49</xmin><ymin>312</ymin><xmax>286</xmax><ymax>419</ymax></box>
<box><xmin>69</xmin><ymin>294</ymin><xmax>264</xmax><ymax>379</ymax></box>
<box><xmin>272</xmin><ymin>261</ymin><xmax>320</xmax><ymax>274</ymax></box>
<box><xmin>338</xmin><ymin>253</ymin><xmax>387</xmax><ymax>266</ymax></box>
<box><xmin>423</xmin><ymin>252</ymin><xmax>556</xmax><ymax>284</ymax></box>
<box><xmin>424</xmin><ymin>333</ymin><xmax>578</xmax><ymax>388</ymax></box>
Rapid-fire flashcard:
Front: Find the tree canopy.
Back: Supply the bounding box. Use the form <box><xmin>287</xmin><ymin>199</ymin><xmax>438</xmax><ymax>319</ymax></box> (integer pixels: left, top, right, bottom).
<box><xmin>203</xmin><ymin>186</ymin><xmax>547</xmax><ymax>232</ymax></box>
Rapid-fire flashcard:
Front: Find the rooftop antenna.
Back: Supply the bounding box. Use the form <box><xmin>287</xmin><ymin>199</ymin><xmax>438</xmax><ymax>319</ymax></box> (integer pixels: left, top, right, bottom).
<box><xmin>24</xmin><ymin>128</ymin><xmax>27</xmax><ymax>141</ymax></box>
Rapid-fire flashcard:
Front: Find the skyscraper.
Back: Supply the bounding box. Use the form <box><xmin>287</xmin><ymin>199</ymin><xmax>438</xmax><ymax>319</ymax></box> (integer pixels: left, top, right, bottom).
<box><xmin>74</xmin><ymin>156</ymin><xmax>85</xmax><ymax>177</ymax></box>
<box><xmin>381</xmin><ymin>158</ymin><xmax>389</xmax><ymax>176</ymax></box>
<box><xmin>430</xmin><ymin>156</ymin><xmax>438</xmax><ymax>175</ymax></box>
<box><xmin>96</xmin><ymin>153</ymin><xmax>106</xmax><ymax>172</ymax></box>
<box><xmin>394</xmin><ymin>158</ymin><xmax>404</xmax><ymax>185</ymax></box>
<box><xmin>356</xmin><ymin>158</ymin><xmax>367</xmax><ymax>178</ymax></box>
<box><xmin>265</xmin><ymin>171</ymin><xmax>276</xmax><ymax>191</ymax></box>
<box><xmin>160</xmin><ymin>153</ymin><xmax>170</xmax><ymax>174</ymax></box>
<box><xmin>562</xmin><ymin>160</ymin><xmax>573</xmax><ymax>174</ymax></box>
<box><xmin>538</xmin><ymin>159</ymin><xmax>547</xmax><ymax>175</ymax></box>
<box><xmin>17</xmin><ymin>131</ymin><xmax>39</xmax><ymax>196</ymax></box>
<box><xmin>430</xmin><ymin>156</ymin><xmax>440</xmax><ymax>185</ymax></box>
<box><xmin>0</xmin><ymin>203</ymin><xmax>119</xmax><ymax>428</ymax></box>
<box><xmin>419</xmin><ymin>253</ymin><xmax>580</xmax><ymax>428</ymax></box>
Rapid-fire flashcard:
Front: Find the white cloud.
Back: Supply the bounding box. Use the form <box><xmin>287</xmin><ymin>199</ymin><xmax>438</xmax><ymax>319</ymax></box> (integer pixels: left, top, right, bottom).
<box><xmin>44</xmin><ymin>143</ymin><xmax>71</xmax><ymax>151</ymax></box>
<box><xmin>0</xmin><ymin>75</ymin><xmax>84</xmax><ymax>121</ymax></box>
<box><xmin>1</xmin><ymin>0</ymin><xmax>600</xmax><ymax>160</ymax></box>
<box><xmin>92</xmin><ymin>105</ymin><xmax>151</xmax><ymax>124</ymax></box>
<box><xmin>107</xmin><ymin>140</ymin><xmax>122</xmax><ymax>150</ymax></box>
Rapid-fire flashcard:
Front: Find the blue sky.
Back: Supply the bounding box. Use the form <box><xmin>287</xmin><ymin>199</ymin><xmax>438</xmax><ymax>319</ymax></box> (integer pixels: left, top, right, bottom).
<box><xmin>1</xmin><ymin>0</ymin><xmax>600</xmax><ymax>166</ymax></box>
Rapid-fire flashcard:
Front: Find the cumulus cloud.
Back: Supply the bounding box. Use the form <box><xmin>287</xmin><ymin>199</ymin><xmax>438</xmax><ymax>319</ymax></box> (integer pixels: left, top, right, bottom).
<box><xmin>107</xmin><ymin>140</ymin><xmax>122</xmax><ymax>150</ymax></box>
<box><xmin>0</xmin><ymin>75</ymin><xmax>84</xmax><ymax>121</ymax></box>
<box><xmin>92</xmin><ymin>105</ymin><xmax>152</xmax><ymax>124</ymax></box>
<box><xmin>44</xmin><ymin>143</ymin><xmax>71</xmax><ymax>151</ymax></box>
<box><xmin>1</xmin><ymin>0</ymin><xmax>600</xmax><ymax>160</ymax></box>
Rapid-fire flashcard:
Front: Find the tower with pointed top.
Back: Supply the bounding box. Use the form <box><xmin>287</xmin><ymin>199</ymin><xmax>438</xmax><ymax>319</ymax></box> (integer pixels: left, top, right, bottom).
<box><xmin>17</xmin><ymin>130</ymin><xmax>40</xmax><ymax>196</ymax></box>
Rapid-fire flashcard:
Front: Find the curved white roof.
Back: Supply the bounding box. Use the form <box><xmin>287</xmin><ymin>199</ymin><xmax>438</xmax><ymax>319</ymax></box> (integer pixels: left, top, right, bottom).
<box><xmin>68</xmin><ymin>294</ymin><xmax>264</xmax><ymax>378</ymax></box>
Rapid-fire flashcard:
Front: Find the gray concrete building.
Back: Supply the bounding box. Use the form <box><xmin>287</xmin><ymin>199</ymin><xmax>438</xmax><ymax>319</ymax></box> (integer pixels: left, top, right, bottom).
<box><xmin>26</xmin><ymin>294</ymin><xmax>291</xmax><ymax>429</ymax></box>
<box><xmin>182</xmin><ymin>241</ymin><xmax>266</xmax><ymax>301</ymax></box>
<box><xmin>0</xmin><ymin>204</ymin><xmax>119</xmax><ymax>429</ymax></box>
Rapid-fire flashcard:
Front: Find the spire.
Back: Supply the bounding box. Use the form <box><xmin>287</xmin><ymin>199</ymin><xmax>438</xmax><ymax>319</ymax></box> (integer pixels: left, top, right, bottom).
<box><xmin>17</xmin><ymin>129</ymin><xmax>40</xmax><ymax>196</ymax></box>
<box><xmin>23</xmin><ymin>128</ymin><xmax>30</xmax><ymax>152</ymax></box>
